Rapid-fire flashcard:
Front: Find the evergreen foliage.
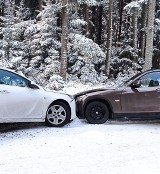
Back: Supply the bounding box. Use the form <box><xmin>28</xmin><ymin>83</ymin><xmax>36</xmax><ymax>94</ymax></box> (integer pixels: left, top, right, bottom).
<box><xmin>0</xmin><ymin>0</ymin><xmax>159</xmax><ymax>89</ymax></box>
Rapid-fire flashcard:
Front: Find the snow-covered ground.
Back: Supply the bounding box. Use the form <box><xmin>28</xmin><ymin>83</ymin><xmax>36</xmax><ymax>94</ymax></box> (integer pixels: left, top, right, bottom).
<box><xmin>1</xmin><ymin>118</ymin><xmax>160</xmax><ymax>174</ymax></box>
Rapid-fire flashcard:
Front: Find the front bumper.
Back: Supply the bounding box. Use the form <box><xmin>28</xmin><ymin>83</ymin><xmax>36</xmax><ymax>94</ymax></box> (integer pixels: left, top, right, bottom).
<box><xmin>75</xmin><ymin>97</ymin><xmax>86</xmax><ymax>119</ymax></box>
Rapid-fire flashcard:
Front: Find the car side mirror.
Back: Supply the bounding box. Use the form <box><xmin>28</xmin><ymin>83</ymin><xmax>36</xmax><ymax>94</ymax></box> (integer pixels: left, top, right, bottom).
<box><xmin>130</xmin><ymin>80</ymin><xmax>141</xmax><ymax>88</ymax></box>
<box><xmin>29</xmin><ymin>83</ymin><xmax>39</xmax><ymax>89</ymax></box>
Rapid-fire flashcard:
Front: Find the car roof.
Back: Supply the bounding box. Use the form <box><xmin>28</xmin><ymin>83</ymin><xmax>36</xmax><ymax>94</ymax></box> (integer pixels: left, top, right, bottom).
<box><xmin>144</xmin><ymin>69</ymin><xmax>160</xmax><ymax>73</ymax></box>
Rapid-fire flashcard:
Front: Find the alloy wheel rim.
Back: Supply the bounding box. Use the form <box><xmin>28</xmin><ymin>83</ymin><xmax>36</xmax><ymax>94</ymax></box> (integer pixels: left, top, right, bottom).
<box><xmin>47</xmin><ymin>105</ymin><xmax>66</xmax><ymax>125</ymax></box>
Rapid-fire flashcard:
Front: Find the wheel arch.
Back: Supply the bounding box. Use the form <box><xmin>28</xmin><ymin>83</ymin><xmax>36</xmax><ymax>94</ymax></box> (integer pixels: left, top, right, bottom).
<box><xmin>84</xmin><ymin>98</ymin><xmax>113</xmax><ymax>119</ymax></box>
<box><xmin>48</xmin><ymin>99</ymin><xmax>71</xmax><ymax>116</ymax></box>
<box><xmin>45</xmin><ymin>99</ymin><xmax>71</xmax><ymax>127</ymax></box>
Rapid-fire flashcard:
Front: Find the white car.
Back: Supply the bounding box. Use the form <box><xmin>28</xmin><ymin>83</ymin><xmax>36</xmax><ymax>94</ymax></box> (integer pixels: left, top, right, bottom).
<box><xmin>0</xmin><ymin>68</ymin><xmax>76</xmax><ymax>127</ymax></box>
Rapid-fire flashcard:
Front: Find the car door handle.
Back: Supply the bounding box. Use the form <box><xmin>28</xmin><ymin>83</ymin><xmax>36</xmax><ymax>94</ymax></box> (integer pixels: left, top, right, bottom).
<box><xmin>0</xmin><ymin>90</ymin><xmax>10</xmax><ymax>94</ymax></box>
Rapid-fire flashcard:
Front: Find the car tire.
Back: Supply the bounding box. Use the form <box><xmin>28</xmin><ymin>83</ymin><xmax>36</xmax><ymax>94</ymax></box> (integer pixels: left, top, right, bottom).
<box><xmin>45</xmin><ymin>101</ymin><xmax>71</xmax><ymax>127</ymax></box>
<box><xmin>85</xmin><ymin>101</ymin><xmax>109</xmax><ymax>124</ymax></box>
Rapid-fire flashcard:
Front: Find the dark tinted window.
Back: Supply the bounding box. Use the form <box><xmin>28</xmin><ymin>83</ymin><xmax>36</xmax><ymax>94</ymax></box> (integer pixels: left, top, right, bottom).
<box><xmin>139</xmin><ymin>72</ymin><xmax>160</xmax><ymax>87</ymax></box>
<box><xmin>0</xmin><ymin>69</ymin><xmax>30</xmax><ymax>87</ymax></box>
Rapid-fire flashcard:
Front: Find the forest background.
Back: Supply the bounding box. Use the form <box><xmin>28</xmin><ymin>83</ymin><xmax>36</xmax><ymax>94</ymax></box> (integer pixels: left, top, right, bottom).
<box><xmin>0</xmin><ymin>0</ymin><xmax>159</xmax><ymax>89</ymax></box>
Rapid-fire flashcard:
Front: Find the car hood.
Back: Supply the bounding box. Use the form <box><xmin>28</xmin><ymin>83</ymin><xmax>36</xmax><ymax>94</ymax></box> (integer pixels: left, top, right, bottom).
<box><xmin>74</xmin><ymin>87</ymin><xmax>116</xmax><ymax>98</ymax></box>
<box><xmin>45</xmin><ymin>89</ymin><xmax>65</xmax><ymax>94</ymax></box>
<box><xmin>44</xmin><ymin>89</ymin><xmax>74</xmax><ymax>98</ymax></box>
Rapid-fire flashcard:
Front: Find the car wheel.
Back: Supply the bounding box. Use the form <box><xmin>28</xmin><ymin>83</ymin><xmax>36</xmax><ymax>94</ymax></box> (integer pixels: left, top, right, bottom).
<box><xmin>45</xmin><ymin>101</ymin><xmax>71</xmax><ymax>127</ymax></box>
<box><xmin>85</xmin><ymin>101</ymin><xmax>109</xmax><ymax>124</ymax></box>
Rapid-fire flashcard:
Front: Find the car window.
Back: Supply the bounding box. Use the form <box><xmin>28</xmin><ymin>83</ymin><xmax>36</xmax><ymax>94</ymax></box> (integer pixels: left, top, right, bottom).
<box><xmin>139</xmin><ymin>72</ymin><xmax>160</xmax><ymax>88</ymax></box>
<box><xmin>0</xmin><ymin>70</ymin><xmax>30</xmax><ymax>87</ymax></box>
<box><xmin>118</xmin><ymin>72</ymin><xmax>142</xmax><ymax>87</ymax></box>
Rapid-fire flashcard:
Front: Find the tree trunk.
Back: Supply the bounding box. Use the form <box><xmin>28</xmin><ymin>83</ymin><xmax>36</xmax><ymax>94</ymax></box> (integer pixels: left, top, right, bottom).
<box><xmin>90</xmin><ymin>6</ymin><xmax>96</xmax><ymax>42</ymax></box>
<box><xmin>117</xmin><ymin>0</ymin><xmax>124</xmax><ymax>43</ymax></box>
<box><xmin>105</xmin><ymin>0</ymin><xmax>113</xmax><ymax>77</ymax></box>
<box><xmin>0</xmin><ymin>1</ymin><xmax>5</xmax><ymax>16</ymax></box>
<box><xmin>38</xmin><ymin>0</ymin><xmax>43</xmax><ymax>11</ymax></box>
<box><xmin>97</xmin><ymin>5</ymin><xmax>103</xmax><ymax>45</ymax></box>
<box><xmin>131</xmin><ymin>8</ymin><xmax>138</xmax><ymax>52</ymax></box>
<box><xmin>60</xmin><ymin>0</ymin><xmax>68</xmax><ymax>80</ymax></box>
<box><xmin>143</xmin><ymin>0</ymin><xmax>156</xmax><ymax>71</ymax></box>
<box><xmin>83</xmin><ymin>4</ymin><xmax>89</xmax><ymax>37</ymax></box>
<box><xmin>139</xmin><ymin>2</ymin><xmax>148</xmax><ymax>58</ymax></box>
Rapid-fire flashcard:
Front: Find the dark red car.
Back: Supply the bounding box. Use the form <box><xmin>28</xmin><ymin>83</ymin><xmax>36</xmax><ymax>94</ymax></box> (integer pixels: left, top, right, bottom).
<box><xmin>75</xmin><ymin>69</ymin><xmax>160</xmax><ymax>124</ymax></box>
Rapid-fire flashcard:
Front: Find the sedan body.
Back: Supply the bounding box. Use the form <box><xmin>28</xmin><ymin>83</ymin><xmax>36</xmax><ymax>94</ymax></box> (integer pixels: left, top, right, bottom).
<box><xmin>75</xmin><ymin>69</ymin><xmax>160</xmax><ymax>124</ymax></box>
<box><xmin>0</xmin><ymin>68</ymin><xmax>76</xmax><ymax>127</ymax></box>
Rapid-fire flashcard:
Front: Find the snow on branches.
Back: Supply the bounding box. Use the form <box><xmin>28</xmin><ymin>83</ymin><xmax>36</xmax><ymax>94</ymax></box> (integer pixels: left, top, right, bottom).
<box><xmin>68</xmin><ymin>33</ymin><xmax>107</xmax><ymax>84</ymax></box>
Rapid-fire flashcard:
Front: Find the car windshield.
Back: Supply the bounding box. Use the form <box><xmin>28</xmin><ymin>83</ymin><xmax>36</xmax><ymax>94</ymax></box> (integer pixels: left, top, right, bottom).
<box><xmin>118</xmin><ymin>72</ymin><xmax>142</xmax><ymax>87</ymax></box>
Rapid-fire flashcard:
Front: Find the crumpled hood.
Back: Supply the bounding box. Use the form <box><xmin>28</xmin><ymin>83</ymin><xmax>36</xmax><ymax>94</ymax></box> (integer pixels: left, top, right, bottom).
<box><xmin>45</xmin><ymin>89</ymin><xmax>65</xmax><ymax>94</ymax></box>
<box><xmin>45</xmin><ymin>89</ymin><xmax>74</xmax><ymax>98</ymax></box>
<box><xmin>74</xmin><ymin>87</ymin><xmax>116</xmax><ymax>98</ymax></box>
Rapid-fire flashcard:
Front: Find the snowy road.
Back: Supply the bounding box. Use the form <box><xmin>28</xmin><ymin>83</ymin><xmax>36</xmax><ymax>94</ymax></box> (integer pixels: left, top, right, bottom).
<box><xmin>0</xmin><ymin>119</ymin><xmax>160</xmax><ymax>174</ymax></box>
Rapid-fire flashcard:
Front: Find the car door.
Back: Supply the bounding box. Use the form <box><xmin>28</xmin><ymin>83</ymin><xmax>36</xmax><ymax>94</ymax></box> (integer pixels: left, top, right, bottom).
<box><xmin>121</xmin><ymin>71</ymin><xmax>160</xmax><ymax>115</ymax></box>
<box><xmin>0</xmin><ymin>69</ymin><xmax>44</xmax><ymax>120</ymax></box>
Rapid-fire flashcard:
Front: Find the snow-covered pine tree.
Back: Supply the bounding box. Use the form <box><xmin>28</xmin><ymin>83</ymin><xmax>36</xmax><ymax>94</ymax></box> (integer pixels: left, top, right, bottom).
<box><xmin>68</xmin><ymin>33</ymin><xmax>107</xmax><ymax>84</ymax></box>
<box><xmin>0</xmin><ymin>0</ymin><xmax>31</xmax><ymax>67</ymax></box>
<box><xmin>5</xmin><ymin>1</ymin><xmax>62</xmax><ymax>89</ymax></box>
<box><xmin>67</xmin><ymin>0</ymin><xmax>107</xmax><ymax>84</ymax></box>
